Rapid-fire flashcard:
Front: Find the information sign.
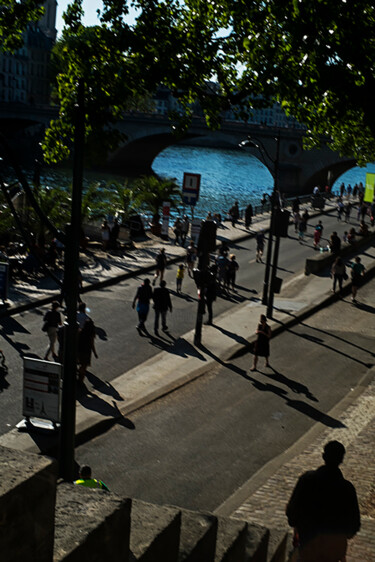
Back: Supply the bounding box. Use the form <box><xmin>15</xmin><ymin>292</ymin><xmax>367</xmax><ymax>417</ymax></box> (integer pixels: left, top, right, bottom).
<box><xmin>182</xmin><ymin>173</ymin><xmax>201</xmax><ymax>206</ymax></box>
<box><xmin>23</xmin><ymin>358</ymin><xmax>62</xmax><ymax>423</ymax></box>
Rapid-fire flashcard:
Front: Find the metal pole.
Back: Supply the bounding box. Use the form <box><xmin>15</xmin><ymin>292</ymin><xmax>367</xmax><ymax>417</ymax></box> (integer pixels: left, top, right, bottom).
<box><xmin>59</xmin><ymin>80</ymin><xmax>85</xmax><ymax>481</ymax></box>
<box><xmin>261</xmin><ymin>197</ymin><xmax>274</xmax><ymax>305</ymax></box>
<box><xmin>266</xmin><ymin>131</ymin><xmax>281</xmax><ymax>319</ymax></box>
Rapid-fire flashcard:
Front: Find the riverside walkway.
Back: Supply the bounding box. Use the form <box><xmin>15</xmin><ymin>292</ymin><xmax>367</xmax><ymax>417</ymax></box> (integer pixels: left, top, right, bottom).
<box><xmin>1</xmin><ymin>197</ymin><xmax>375</xmax><ymax>561</ymax></box>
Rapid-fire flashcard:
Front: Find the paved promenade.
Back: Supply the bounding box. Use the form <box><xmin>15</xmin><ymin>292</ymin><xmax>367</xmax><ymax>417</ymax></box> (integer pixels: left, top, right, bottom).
<box><xmin>1</xmin><ymin>199</ymin><xmax>375</xmax><ymax>561</ymax></box>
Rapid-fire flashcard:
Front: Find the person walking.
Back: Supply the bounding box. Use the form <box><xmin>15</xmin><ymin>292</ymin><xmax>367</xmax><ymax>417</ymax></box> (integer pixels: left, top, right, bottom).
<box><xmin>298</xmin><ymin>216</ymin><xmax>307</xmax><ymax>242</ymax></box>
<box><xmin>101</xmin><ymin>219</ymin><xmax>110</xmax><ymax>250</ymax></box>
<box><xmin>226</xmin><ymin>254</ymin><xmax>239</xmax><ymax>292</ymax></box>
<box><xmin>152</xmin><ymin>248</ymin><xmax>167</xmax><ymax>285</ymax></box>
<box><xmin>176</xmin><ymin>263</ymin><xmax>185</xmax><ymax>294</ymax></box>
<box><xmin>132</xmin><ymin>278</ymin><xmax>153</xmax><ymax>333</ymax></box>
<box><xmin>250</xmin><ymin>314</ymin><xmax>271</xmax><ymax>371</ymax></box>
<box><xmin>77</xmin><ymin>301</ymin><xmax>90</xmax><ymax>330</ymax></box>
<box><xmin>43</xmin><ymin>300</ymin><xmax>62</xmax><ymax>361</ymax></box>
<box><xmin>152</xmin><ymin>280</ymin><xmax>172</xmax><ymax>334</ymax></box>
<box><xmin>331</xmin><ymin>257</ymin><xmax>347</xmax><ymax>294</ymax></box>
<box><xmin>350</xmin><ymin>256</ymin><xmax>365</xmax><ymax>303</ymax></box>
<box><xmin>74</xmin><ymin>465</ymin><xmax>109</xmax><ymax>491</ymax></box>
<box><xmin>77</xmin><ymin>317</ymin><xmax>98</xmax><ymax>383</ymax></box>
<box><xmin>204</xmin><ymin>266</ymin><xmax>217</xmax><ymax>325</ymax></box>
<box><xmin>229</xmin><ymin>201</ymin><xmax>240</xmax><ymax>227</ymax></box>
<box><xmin>181</xmin><ymin>215</ymin><xmax>190</xmax><ymax>246</ymax></box>
<box><xmin>329</xmin><ymin>231</ymin><xmax>341</xmax><ymax>255</ymax></box>
<box><xmin>286</xmin><ymin>441</ymin><xmax>360</xmax><ymax>562</ymax></box>
<box><xmin>245</xmin><ymin>203</ymin><xmax>253</xmax><ymax>229</ymax></box>
<box><xmin>313</xmin><ymin>220</ymin><xmax>323</xmax><ymax>248</ymax></box>
<box><xmin>173</xmin><ymin>218</ymin><xmax>183</xmax><ymax>245</ymax></box>
<box><xmin>185</xmin><ymin>240</ymin><xmax>197</xmax><ymax>277</ymax></box>
<box><xmin>256</xmin><ymin>230</ymin><xmax>265</xmax><ymax>262</ymax></box>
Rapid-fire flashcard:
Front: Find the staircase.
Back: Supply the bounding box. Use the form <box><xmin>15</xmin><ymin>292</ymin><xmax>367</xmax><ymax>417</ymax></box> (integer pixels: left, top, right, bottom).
<box><xmin>0</xmin><ymin>445</ymin><xmax>290</xmax><ymax>562</ymax></box>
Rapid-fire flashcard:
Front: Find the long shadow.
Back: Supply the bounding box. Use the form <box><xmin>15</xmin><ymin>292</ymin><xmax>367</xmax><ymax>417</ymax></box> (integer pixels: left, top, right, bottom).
<box><xmin>0</xmin><ymin>328</ymin><xmax>31</xmax><ymax>357</ymax></box>
<box><xmin>95</xmin><ymin>326</ymin><xmax>108</xmax><ymax>341</ymax></box>
<box><xmin>276</xmin><ymin>312</ymin><xmax>375</xmax><ymax>357</ymax></box>
<box><xmin>198</xmin><ymin>344</ymin><xmax>345</xmax><ymax>429</ymax></box>
<box><xmin>354</xmin><ymin>302</ymin><xmax>375</xmax><ymax>314</ymax></box>
<box><xmin>288</xmin><ymin>328</ymin><xmax>373</xmax><ymax>368</ymax></box>
<box><xmin>263</xmin><ymin>366</ymin><xmax>318</xmax><ymax>402</ymax></box>
<box><xmin>144</xmin><ymin>332</ymin><xmax>207</xmax><ymax>360</ymax></box>
<box><xmin>247</xmin><ymin>370</ymin><xmax>345</xmax><ymax>428</ymax></box>
<box><xmin>85</xmin><ymin>372</ymin><xmax>124</xmax><ymax>401</ymax></box>
<box><xmin>213</xmin><ymin>324</ymin><xmax>250</xmax><ymax>347</ymax></box>
<box><xmin>77</xmin><ymin>384</ymin><xmax>135</xmax><ymax>429</ymax></box>
<box><xmin>0</xmin><ymin>316</ymin><xmax>31</xmax><ymax>335</ymax></box>
<box><xmin>0</xmin><ymin>361</ymin><xmax>9</xmax><ymax>391</ymax></box>
<box><xmin>234</xmin><ymin>285</ymin><xmax>258</xmax><ymax>294</ymax></box>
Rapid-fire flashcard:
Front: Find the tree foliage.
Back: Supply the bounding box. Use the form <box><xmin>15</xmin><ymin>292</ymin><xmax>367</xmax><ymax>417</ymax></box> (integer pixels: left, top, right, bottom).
<box><xmin>0</xmin><ymin>0</ymin><xmax>45</xmax><ymax>52</ymax></box>
<box><xmin>216</xmin><ymin>0</ymin><xmax>375</xmax><ymax>164</ymax></box>
<box><xmin>8</xmin><ymin>0</ymin><xmax>375</xmax><ymax>167</ymax></box>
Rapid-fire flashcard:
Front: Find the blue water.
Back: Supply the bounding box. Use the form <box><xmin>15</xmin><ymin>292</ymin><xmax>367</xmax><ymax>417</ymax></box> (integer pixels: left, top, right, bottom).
<box><xmin>33</xmin><ymin>145</ymin><xmax>375</xmax><ymax>220</ymax></box>
<box><xmin>153</xmin><ymin>145</ymin><xmax>375</xmax><ymax>217</ymax></box>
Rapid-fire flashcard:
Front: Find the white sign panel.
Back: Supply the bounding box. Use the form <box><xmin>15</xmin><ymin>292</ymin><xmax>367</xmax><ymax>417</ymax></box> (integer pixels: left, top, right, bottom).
<box><xmin>182</xmin><ymin>173</ymin><xmax>201</xmax><ymax>206</ymax></box>
<box><xmin>23</xmin><ymin>358</ymin><xmax>62</xmax><ymax>423</ymax></box>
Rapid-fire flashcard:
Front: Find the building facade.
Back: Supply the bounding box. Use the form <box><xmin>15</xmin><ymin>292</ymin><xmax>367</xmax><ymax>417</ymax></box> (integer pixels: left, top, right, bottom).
<box><xmin>0</xmin><ymin>0</ymin><xmax>57</xmax><ymax>105</ymax></box>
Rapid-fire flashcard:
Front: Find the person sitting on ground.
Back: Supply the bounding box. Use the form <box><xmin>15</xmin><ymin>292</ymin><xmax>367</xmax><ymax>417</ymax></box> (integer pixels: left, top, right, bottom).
<box><xmin>74</xmin><ymin>465</ymin><xmax>109</xmax><ymax>491</ymax></box>
<box><xmin>347</xmin><ymin>227</ymin><xmax>356</xmax><ymax>244</ymax></box>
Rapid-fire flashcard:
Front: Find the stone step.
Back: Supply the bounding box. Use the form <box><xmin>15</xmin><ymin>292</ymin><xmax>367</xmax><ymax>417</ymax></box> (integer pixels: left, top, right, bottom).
<box><xmin>0</xmin><ymin>445</ymin><xmax>57</xmax><ymax>562</ymax></box>
<box><xmin>129</xmin><ymin>498</ymin><xmax>181</xmax><ymax>562</ymax></box>
<box><xmin>266</xmin><ymin>529</ymin><xmax>289</xmax><ymax>562</ymax></box>
<box><xmin>244</xmin><ymin>521</ymin><xmax>269</xmax><ymax>562</ymax></box>
<box><xmin>177</xmin><ymin>507</ymin><xmax>218</xmax><ymax>562</ymax></box>
<box><xmin>214</xmin><ymin>516</ymin><xmax>248</xmax><ymax>562</ymax></box>
<box><xmin>54</xmin><ymin>483</ymin><xmax>131</xmax><ymax>562</ymax></box>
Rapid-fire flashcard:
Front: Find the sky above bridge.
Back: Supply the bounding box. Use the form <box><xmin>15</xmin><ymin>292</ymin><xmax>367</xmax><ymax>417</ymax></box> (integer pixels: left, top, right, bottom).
<box><xmin>56</xmin><ymin>1</ymin><xmax>137</xmax><ymax>35</ymax></box>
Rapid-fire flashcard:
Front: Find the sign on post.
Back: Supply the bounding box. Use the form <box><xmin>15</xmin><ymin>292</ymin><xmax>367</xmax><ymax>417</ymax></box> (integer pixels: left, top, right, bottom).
<box><xmin>23</xmin><ymin>358</ymin><xmax>62</xmax><ymax>423</ymax></box>
<box><xmin>182</xmin><ymin>173</ymin><xmax>201</xmax><ymax>207</ymax></box>
<box><xmin>0</xmin><ymin>262</ymin><xmax>9</xmax><ymax>301</ymax></box>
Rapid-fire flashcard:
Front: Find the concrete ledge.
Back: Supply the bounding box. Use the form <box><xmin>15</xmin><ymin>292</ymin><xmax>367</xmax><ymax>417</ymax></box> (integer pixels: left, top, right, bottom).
<box><xmin>130</xmin><ymin>498</ymin><xmax>181</xmax><ymax>562</ymax></box>
<box><xmin>177</xmin><ymin>508</ymin><xmax>218</xmax><ymax>562</ymax></box>
<box><xmin>305</xmin><ymin>232</ymin><xmax>375</xmax><ymax>275</ymax></box>
<box><xmin>215</xmin><ymin>516</ymin><xmax>248</xmax><ymax>561</ymax></box>
<box><xmin>54</xmin><ymin>483</ymin><xmax>131</xmax><ymax>562</ymax></box>
<box><xmin>0</xmin><ymin>446</ymin><xmax>57</xmax><ymax>562</ymax></box>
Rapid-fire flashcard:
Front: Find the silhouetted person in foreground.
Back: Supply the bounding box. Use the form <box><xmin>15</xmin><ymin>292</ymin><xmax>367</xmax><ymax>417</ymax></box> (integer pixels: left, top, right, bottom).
<box><xmin>286</xmin><ymin>441</ymin><xmax>360</xmax><ymax>562</ymax></box>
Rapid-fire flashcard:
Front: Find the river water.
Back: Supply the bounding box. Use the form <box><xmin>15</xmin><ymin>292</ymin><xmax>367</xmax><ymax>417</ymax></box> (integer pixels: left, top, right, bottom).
<box><xmin>38</xmin><ymin>145</ymin><xmax>375</xmax><ymax>219</ymax></box>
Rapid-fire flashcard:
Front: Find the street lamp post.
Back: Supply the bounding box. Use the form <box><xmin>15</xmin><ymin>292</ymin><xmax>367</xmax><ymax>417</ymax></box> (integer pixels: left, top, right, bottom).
<box><xmin>59</xmin><ymin>80</ymin><xmax>85</xmax><ymax>481</ymax></box>
<box><xmin>240</xmin><ymin>131</ymin><xmax>282</xmax><ymax>318</ymax></box>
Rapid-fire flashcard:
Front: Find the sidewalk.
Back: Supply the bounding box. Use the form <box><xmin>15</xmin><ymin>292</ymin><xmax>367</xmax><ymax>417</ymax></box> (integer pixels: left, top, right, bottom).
<box><xmin>1</xmin><ymin>198</ymin><xmax>374</xmax><ymax>561</ymax></box>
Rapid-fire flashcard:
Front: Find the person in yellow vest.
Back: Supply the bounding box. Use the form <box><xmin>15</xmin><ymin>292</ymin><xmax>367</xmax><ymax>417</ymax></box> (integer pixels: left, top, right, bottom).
<box><xmin>74</xmin><ymin>465</ymin><xmax>109</xmax><ymax>491</ymax></box>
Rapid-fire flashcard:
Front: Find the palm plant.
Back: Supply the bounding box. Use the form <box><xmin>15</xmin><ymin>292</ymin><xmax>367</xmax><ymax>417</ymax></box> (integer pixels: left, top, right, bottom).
<box><xmin>107</xmin><ymin>180</ymin><xmax>142</xmax><ymax>222</ymax></box>
<box><xmin>134</xmin><ymin>176</ymin><xmax>181</xmax><ymax>223</ymax></box>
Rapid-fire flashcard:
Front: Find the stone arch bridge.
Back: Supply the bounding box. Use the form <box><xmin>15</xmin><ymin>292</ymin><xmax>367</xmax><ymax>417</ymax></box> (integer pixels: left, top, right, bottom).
<box><xmin>0</xmin><ymin>102</ymin><xmax>356</xmax><ymax>195</ymax></box>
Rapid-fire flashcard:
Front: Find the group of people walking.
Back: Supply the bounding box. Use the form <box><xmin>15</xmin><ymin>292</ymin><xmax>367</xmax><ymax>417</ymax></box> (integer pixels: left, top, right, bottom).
<box><xmin>42</xmin><ymin>300</ymin><xmax>97</xmax><ymax>383</ymax></box>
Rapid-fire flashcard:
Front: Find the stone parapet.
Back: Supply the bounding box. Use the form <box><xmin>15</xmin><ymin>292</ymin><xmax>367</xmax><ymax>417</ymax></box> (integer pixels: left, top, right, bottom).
<box><xmin>0</xmin><ymin>445</ymin><xmax>57</xmax><ymax>562</ymax></box>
